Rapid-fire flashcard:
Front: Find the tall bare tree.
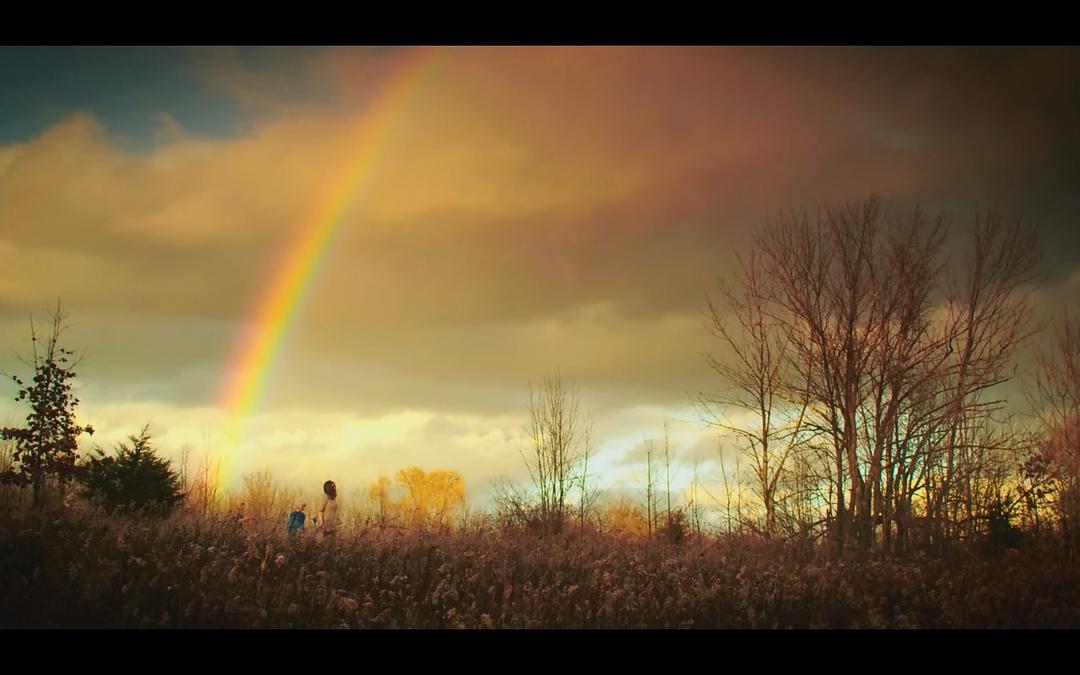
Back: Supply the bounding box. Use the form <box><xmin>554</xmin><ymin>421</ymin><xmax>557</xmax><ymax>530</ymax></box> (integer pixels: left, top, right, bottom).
<box><xmin>703</xmin><ymin>249</ymin><xmax>810</xmax><ymax>538</ymax></box>
<box><xmin>689</xmin><ymin>457</ymin><xmax>704</xmax><ymax>537</ymax></box>
<box><xmin>711</xmin><ymin>195</ymin><xmax>1038</xmax><ymax>553</ymax></box>
<box><xmin>927</xmin><ymin>215</ymin><xmax>1039</xmax><ymax>542</ymax></box>
<box><xmin>576</xmin><ymin>412</ymin><xmax>600</xmax><ymax>532</ymax></box>
<box><xmin>521</xmin><ymin>375</ymin><xmax>587</xmax><ymax>533</ymax></box>
<box><xmin>663</xmin><ymin>418</ymin><xmax>673</xmax><ymax>523</ymax></box>
<box><xmin>644</xmin><ymin>438</ymin><xmax>656</xmax><ymax>536</ymax></box>
<box><xmin>1027</xmin><ymin>310</ymin><xmax>1080</xmax><ymax>548</ymax></box>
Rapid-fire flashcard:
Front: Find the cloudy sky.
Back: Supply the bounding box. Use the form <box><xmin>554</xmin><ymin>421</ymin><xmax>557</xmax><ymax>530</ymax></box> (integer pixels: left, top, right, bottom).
<box><xmin>1</xmin><ymin>46</ymin><xmax>1078</xmax><ymax>506</ymax></box>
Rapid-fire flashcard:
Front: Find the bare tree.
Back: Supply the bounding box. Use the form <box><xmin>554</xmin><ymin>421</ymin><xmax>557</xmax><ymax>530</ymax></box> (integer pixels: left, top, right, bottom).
<box><xmin>576</xmin><ymin>412</ymin><xmax>601</xmax><ymax>532</ymax></box>
<box><xmin>0</xmin><ymin>434</ymin><xmax>15</xmax><ymax>476</ymax></box>
<box><xmin>368</xmin><ymin>473</ymin><xmax>395</xmax><ymax>528</ymax></box>
<box><xmin>916</xmin><ymin>216</ymin><xmax>1036</xmax><ymax>539</ymax></box>
<box><xmin>1027</xmin><ymin>310</ymin><xmax>1080</xmax><ymax>548</ymax></box>
<box><xmin>178</xmin><ymin>444</ymin><xmax>192</xmax><ymax>497</ymax></box>
<box><xmin>712</xmin><ymin>195</ymin><xmax>1038</xmax><ymax>553</ymax></box>
<box><xmin>689</xmin><ymin>457</ymin><xmax>704</xmax><ymax>537</ymax></box>
<box><xmin>520</xmin><ymin>375</ymin><xmax>587</xmax><ymax>534</ymax></box>
<box><xmin>702</xmin><ymin>249</ymin><xmax>810</xmax><ymax>538</ymax></box>
<box><xmin>644</xmin><ymin>438</ymin><xmax>656</xmax><ymax>536</ymax></box>
<box><xmin>663</xmin><ymin>418</ymin><xmax>673</xmax><ymax>523</ymax></box>
<box><xmin>239</xmin><ymin>470</ymin><xmax>280</xmax><ymax>527</ymax></box>
<box><xmin>717</xmin><ymin>439</ymin><xmax>734</xmax><ymax>534</ymax></box>
<box><xmin>186</xmin><ymin>446</ymin><xmax>220</xmax><ymax>518</ymax></box>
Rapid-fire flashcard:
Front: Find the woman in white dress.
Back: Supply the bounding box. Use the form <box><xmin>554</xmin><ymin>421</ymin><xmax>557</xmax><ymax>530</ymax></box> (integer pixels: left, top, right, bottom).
<box><xmin>317</xmin><ymin>480</ymin><xmax>340</xmax><ymax>537</ymax></box>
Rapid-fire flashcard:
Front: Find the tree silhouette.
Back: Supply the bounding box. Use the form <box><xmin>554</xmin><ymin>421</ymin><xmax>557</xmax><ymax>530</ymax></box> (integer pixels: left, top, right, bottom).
<box><xmin>81</xmin><ymin>425</ymin><xmax>184</xmax><ymax>513</ymax></box>
<box><xmin>522</xmin><ymin>375</ymin><xmax>588</xmax><ymax>534</ymax></box>
<box><xmin>1</xmin><ymin>306</ymin><xmax>94</xmax><ymax>504</ymax></box>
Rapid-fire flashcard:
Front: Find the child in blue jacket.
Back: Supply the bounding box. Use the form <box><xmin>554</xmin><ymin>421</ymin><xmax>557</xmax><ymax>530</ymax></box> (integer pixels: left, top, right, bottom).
<box><xmin>286</xmin><ymin>503</ymin><xmax>306</xmax><ymax>536</ymax></box>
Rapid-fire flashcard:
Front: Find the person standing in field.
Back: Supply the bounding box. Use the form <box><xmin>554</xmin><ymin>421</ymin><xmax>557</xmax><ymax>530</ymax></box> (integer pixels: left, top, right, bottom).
<box><xmin>286</xmin><ymin>502</ymin><xmax>306</xmax><ymax>536</ymax></box>
<box><xmin>317</xmin><ymin>480</ymin><xmax>340</xmax><ymax>537</ymax></box>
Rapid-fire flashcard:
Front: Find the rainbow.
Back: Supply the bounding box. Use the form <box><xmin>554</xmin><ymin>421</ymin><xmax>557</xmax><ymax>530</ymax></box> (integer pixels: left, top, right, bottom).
<box><xmin>216</xmin><ymin>47</ymin><xmax>444</xmax><ymax>488</ymax></box>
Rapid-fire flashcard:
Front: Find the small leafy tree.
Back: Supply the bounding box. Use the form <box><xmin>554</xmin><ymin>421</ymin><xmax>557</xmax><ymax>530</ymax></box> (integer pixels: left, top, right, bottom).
<box><xmin>1</xmin><ymin>307</ymin><xmax>94</xmax><ymax>504</ymax></box>
<box><xmin>396</xmin><ymin>465</ymin><xmax>466</xmax><ymax>528</ymax></box>
<box><xmin>81</xmin><ymin>425</ymin><xmax>184</xmax><ymax>513</ymax></box>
